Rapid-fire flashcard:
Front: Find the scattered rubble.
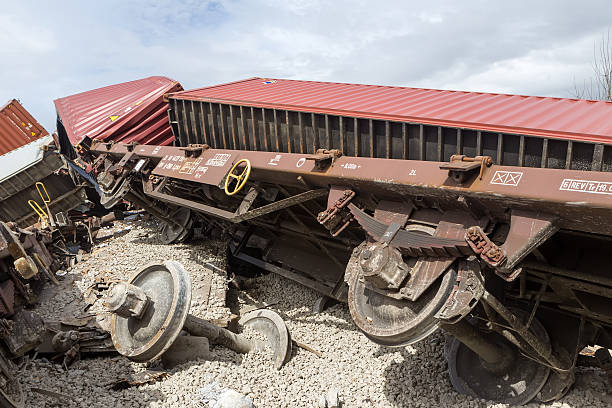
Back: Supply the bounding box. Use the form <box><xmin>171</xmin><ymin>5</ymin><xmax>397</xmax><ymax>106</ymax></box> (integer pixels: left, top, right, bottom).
<box><xmin>199</xmin><ymin>382</ymin><xmax>254</xmax><ymax>408</ymax></box>
<box><xmin>107</xmin><ymin>370</ymin><xmax>170</xmax><ymax>391</ymax></box>
<box><xmin>1</xmin><ymin>219</ymin><xmax>611</xmax><ymax>407</ymax></box>
<box><xmin>318</xmin><ymin>387</ymin><xmax>340</xmax><ymax>408</ymax></box>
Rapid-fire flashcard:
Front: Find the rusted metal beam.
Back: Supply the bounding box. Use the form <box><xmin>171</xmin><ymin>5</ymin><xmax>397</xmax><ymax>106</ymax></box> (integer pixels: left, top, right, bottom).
<box><xmin>298</xmin><ymin>111</ymin><xmax>305</xmax><ymax>153</ymax></box>
<box><xmin>402</xmin><ymin>123</ymin><xmax>408</xmax><ymax>160</ymax></box>
<box><xmin>523</xmin><ymin>261</ymin><xmax>612</xmax><ymax>288</ymax></box>
<box><xmin>251</xmin><ymin>106</ymin><xmax>260</xmax><ymax>151</ymax></box>
<box><xmin>369</xmin><ymin>119</ymin><xmax>374</xmax><ymax>157</ymax></box>
<box><xmin>262</xmin><ymin>108</ymin><xmax>270</xmax><ymax>151</ymax></box>
<box><xmin>518</xmin><ymin>135</ymin><xmax>525</xmax><ymax>167</ymax></box>
<box><xmin>146</xmin><ymin>180</ymin><xmax>327</xmax><ymax>223</ymax></box>
<box><xmin>189</xmin><ymin>101</ymin><xmax>198</xmax><ymax>146</ymax></box>
<box><xmin>541</xmin><ymin>138</ymin><xmax>549</xmax><ymax>168</ymax></box>
<box><xmin>481</xmin><ymin>290</ymin><xmax>569</xmax><ymax>372</ymax></box>
<box><xmin>273</xmin><ymin>109</ymin><xmax>280</xmax><ymax>151</ymax></box>
<box><xmin>312</xmin><ymin>113</ymin><xmax>318</xmax><ymax>153</ymax></box>
<box><xmin>219</xmin><ymin>104</ymin><xmax>228</xmax><ymax>149</ymax></box>
<box><xmin>354</xmin><ymin>117</ymin><xmax>359</xmax><ymax>157</ymax></box>
<box><xmin>200</xmin><ymin>102</ymin><xmax>210</xmax><ymax>146</ymax></box>
<box><xmin>339</xmin><ymin>116</ymin><xmax>345</xmax><ymax>154</ymax></box>
<box><xmin>385</xmin><ymin>121</ymin><xmax>391</xmax><ymax>159</ymax></box>
<box><xmin>209</xmin><ymin>102</ymin><xmax>218</xmax><ymax>148</ymax></box>
<box><xmin>180</xmin><ymin>100</ymin><xmax>191</xmax><ymax>146</ymax></box>
<box><xmin>566</xmin><ymin>140</ymin><xmax>573</xmax><ymax>169</ymax></box>
<box><xmin>230</xmin><ymin>105</ymin><xmax>238</xmax><ymax>149</ymax></box>
<box><xmin>91</xmin><ymin>142</ymin><xmax>612</xmax><ymax>236</ymax></box>
<box><xmin>438</xmin><ymin>127</ymin><xmax>444</xmax><ymax>161</ymax></box>
<box><xmin>240</xmin><ymin>106</ymin><xmax>248</xmax><ymax>150</ymax></box>
<box><xmin>286</xmin><ymin>110</ymin><xmax>292</xmax><ymax>153</ymax></box>
<box><xmin>234</xmin><ymin>252</ymin><xmax>335</xmax><ymax>297</ymax></box>
<box><xmin>419</xmin><ymin>124</ymin><xmax>425</xmax><ymax>160</ymax></box>
<box><xmin>325</xmin><ymin>114</ymin><xmax>331</xmax><ymax>150</ymax></box>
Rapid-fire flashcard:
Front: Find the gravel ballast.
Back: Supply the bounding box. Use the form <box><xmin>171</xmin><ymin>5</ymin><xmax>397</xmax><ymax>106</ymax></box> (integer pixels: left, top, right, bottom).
<box><xmin>18</xmin><ymin>218</ymin><xmax>612</xmax><ymax>407</ymax></box>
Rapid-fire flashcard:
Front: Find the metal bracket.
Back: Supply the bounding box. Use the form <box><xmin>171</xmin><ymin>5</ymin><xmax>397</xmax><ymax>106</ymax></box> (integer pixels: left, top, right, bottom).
<box><xmin>499</xmin><ymin>210</ymin><xmax>558</xmax><ymax>272</ymax></box>
<box><xmin>108</xmin><ymin>151</ymin><xmax>135</xmax><ymax>174</ymax></box>
<box><xmin>125</xmin><ymin>142</ymin><xmax>139</xmax><ymax>152</ymax></box>
<box><xmin>235</xmin><ymin>187</ymin><xmax>259</xmax><ymax>215</ymax></box>
<box><xmin>317</xmin><ymin>189</ymin><xmax>355</xmax><ymax>236</ymax></box>
<box><xmin>440</xmin><ymin>155</ymin><xmax>493</xmax><ymax>182</ymax></box>
<box><xmin>465</xmin><ymin>226</ymin><xmax>507</xmax><ymax>270</ymax></box>
<box><xmin>435</xmin><ymin>258</ymin><xmax>484</xmax><ymax>322</ymax></box>
<box><xmin>466</xmin><ymin>210</ymin><xmax>558</xmax><ymax>282</ymax></box>
<box><xmin>305</xmin><ymin>149</ymin><xmax>342</xmax><ymax>170</ymax></box>
<box><xmin>180</xmin><ymin>144</ymin><xmax>209</xmax><ymax>158</ymax></box>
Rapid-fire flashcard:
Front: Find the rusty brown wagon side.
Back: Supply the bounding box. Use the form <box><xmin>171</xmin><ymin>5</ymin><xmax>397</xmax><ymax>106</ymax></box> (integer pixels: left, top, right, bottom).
<box><xmin>87</xmin><ymin>77</ymin><xmax>612</xmax><ymax>405</ymax></box>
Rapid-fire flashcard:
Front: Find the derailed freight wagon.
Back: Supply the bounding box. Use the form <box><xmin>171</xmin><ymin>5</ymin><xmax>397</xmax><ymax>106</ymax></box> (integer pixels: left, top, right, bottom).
<box><xmin>54</xmin><ymin>76</ymin><xmax>183</xmax><ymax>158</ymax></box>
<box><xmin>0</xmin><ymin>99</ymin><xmax>47</xmax><ymax>156</ymax></box>
<box><xmin>89</xmin><ymin>78</ymin><xmax>612</xmax><ymax>405</ymax></box>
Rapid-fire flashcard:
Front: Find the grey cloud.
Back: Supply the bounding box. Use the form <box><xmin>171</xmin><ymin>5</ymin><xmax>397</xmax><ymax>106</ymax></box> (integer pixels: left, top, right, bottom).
<box><xmin>1</xmin><ymin>0</ymin><xmax>611</xmax><ymax>130</ymax></box>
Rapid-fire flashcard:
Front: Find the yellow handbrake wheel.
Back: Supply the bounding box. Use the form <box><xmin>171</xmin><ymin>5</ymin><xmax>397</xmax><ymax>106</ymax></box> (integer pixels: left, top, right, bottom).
<box><xmin>224</xmin><ymin>159</ymin><xmax>251</xmax><ymax>196</ymax></box>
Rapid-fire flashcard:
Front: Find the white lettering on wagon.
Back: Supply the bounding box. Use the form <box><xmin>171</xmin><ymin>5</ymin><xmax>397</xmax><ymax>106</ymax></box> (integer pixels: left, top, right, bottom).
<box><xmin>296</xmin><ymin>157</ymin><xmax>306</xmax><ymax>168</ymax></box>
<box><xmin>268</xmin><ymin>154</ymin><xmax>282</xmax><ymax>166</ymax></box>
<box><xmin>194</xmin><ymin>166</ymin><xmax>209</xmax><ymax>179</ymax></box>
<box><xmin>490</xmin><ymin>171</ymin><xmax>523</xmax><ymax>186</ymax></box>
<box><xmin>341</xmin><ymin>163</ymin><xmax>361</xmax><ymax>170</ymax></box>
<box><xmin>205</xmin><ymin>153</ymin><xmax>231</xmax><ymax>167</ymax></box>
<box><xmin>559</xmin><ymin>179</ymin><xmax>612</xmax><ymax>195</ymax></box>
<box><xmin>179</xmin><ymin>158</ymin><xmax>202</xmax><ymax>175</ymax></box>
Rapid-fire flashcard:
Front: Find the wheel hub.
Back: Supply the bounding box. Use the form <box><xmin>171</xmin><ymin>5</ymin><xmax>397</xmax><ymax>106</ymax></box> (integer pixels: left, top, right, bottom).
<box><xmin>159</xmin><ymin>207</ymin><xmax>193</xmax><ymax>244</ymax></box>
<box><xmin>444</xmin><ymin>310</ymin><xmax>551</xmax><ymax>405</ymax></box>
<box><xmin>346</xmin><ymin>242</ymin><xmax>456</xmax><ymax>346</ymax></box>
<box><xmin>109</xmin><ymin>261</ymin><xmax>192</xmax><ymax>362</ymax></box>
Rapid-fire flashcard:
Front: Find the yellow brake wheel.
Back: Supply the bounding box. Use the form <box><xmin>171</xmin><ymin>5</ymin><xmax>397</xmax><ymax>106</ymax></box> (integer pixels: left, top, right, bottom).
<box><xmin>224</xmin><ymin>159</ymin><xmax>251</xmax><ymax>196</ymax></box>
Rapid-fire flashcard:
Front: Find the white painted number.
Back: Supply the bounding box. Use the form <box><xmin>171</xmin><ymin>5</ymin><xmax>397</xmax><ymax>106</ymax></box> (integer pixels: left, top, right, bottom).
<box><xmin>560</xmin><ymin>179</ymin><xmax>612</xmax><ymax>195</ymax></box>
<box><xmin>205</xmin><ymin>153</ymin><xmax>231</xmax><ymax>167</ymax></box>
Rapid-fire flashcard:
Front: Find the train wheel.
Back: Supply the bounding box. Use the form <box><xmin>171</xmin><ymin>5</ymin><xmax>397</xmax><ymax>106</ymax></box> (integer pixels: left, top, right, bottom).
<box><xmin>159</xmin><ymin>207</ymin><xmax>192</xmax><ymax>244</ymax></box>
<box><xmin>536</xmin><ymin>343</ymin><xmax>574</xmax><ymax>402</ymax></box>
<box><xmin>109</xmin><ymin>261</ymin><xmax>192</xmax><ymax>362</ymax></box>
<box><xmin>347</xmin><ymin>242</ymin><xmax>457</xmax><ymax>346</ymax></box>
<box><xmin>444</xmin><ymin>310</ymin><xmax>551</xmax><ymax>405</ymax></box>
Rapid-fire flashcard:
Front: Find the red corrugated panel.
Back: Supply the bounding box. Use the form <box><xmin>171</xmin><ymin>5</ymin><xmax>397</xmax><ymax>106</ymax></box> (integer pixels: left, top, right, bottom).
<box><xmin>173</xmin><ymin>77</ymin><xmax>612</xmax><ymax>144</ymax></box>
<box><xmin>54</xmin><ymin>76</ymin><xmax>183</xmax><ymax>146</ymax></box>
<box><xmin>0</xmin><ymin>99</ymin><xmax>48</xmax><ymax>156</ymax></box>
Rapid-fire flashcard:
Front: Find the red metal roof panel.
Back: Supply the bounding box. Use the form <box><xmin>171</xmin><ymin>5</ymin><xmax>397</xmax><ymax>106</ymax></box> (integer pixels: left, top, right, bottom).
<box><xmin>54</xmin><ymin>76</ymin><xmax>183</xmax><ymax>145</ymax></box>
<box><xmin>172</xmin><ymin>78</ymin><xmax>612</xmax><ymax>144</ymax></box>
<box><xmin>0</xmin><ymin>99</ymin><xmax>48</xmax><ymax>156</ymax></box>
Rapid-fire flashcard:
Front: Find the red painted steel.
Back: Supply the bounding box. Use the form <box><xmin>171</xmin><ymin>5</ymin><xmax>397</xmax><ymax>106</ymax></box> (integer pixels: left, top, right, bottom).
<box><xmin>0</xmin><ymin>99</ymin><xmax>48</xmax><ymax>156</ymax></box>
<box><xmin>174</xmin><ymin>78</ymin><xmax>612</xmax><ymax>144</ymax></box>
<box><xmin>54</xmin><ymin>76</ymin><xmax>183</xmax><ymax>146</ymax></box>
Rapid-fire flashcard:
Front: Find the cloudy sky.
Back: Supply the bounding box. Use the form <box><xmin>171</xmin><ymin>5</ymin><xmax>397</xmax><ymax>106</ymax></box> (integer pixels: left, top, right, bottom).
<box><xmin>1</xmin><ymin>0</ymin><xmax>611</xmax><ymax>130</ymax></box>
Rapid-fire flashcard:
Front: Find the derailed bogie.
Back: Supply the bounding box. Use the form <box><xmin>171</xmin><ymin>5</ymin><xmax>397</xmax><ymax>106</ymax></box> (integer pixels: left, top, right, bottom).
<box><xmin>85</xmin><ymin>96</ymin><xmax>612</xmax><ymax>405</ymax></box>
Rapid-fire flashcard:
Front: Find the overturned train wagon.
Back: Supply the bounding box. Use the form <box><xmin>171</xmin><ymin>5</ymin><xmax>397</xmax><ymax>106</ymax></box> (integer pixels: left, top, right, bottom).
<box><xmin>89</xmin><ymin>78</ymin><xmax>612</xmax><ymax>405</ymax></box>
